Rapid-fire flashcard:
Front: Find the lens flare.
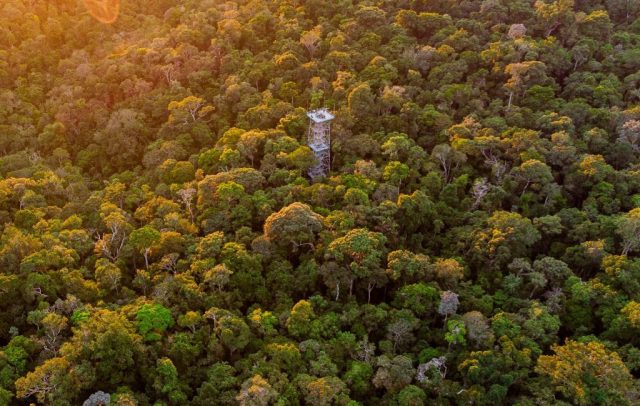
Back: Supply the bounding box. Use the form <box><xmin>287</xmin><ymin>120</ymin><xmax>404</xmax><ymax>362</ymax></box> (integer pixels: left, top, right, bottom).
<box><xmin>82</xmin><ymin>0</ymin><xmax>120</xmax><ymax>24</ymax></box>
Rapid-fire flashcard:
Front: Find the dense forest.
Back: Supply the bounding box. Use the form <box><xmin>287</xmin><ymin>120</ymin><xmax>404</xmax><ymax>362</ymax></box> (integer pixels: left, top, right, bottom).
<box><xmin>2</xmin><ymin>0</ymin><xmax>640</xmax><ymax>404</ymax></box>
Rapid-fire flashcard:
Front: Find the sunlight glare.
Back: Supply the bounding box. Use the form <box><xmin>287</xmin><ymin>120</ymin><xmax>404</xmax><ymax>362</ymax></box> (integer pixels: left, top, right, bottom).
<box><xmin>82</xmin><ymin>0</ymin><xmax>120</xmax><ymax>24</ymax></box>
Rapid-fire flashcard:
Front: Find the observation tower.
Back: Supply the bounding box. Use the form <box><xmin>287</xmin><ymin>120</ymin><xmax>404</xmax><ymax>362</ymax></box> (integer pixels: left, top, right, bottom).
<box><xmin>307</xmin><ymin>108</ymin><xmax>334</xmax><ymax>180</ymax></box>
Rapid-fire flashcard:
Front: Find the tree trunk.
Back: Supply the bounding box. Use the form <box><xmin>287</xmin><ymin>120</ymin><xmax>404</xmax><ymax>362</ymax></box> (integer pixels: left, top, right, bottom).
<box><xmin>521</xmin><ymin>180</ymin><xmax>530</xmax><ymax>197</ymax></box>
<box><xmin>546</xmin><ymin>22</ymin><xmax>560</xmax><ymax>37</ymax></box>
<box><xmin>144</xmin><ymin>248</ymin><xmax>150</xmax><ymax>269</ymax></box>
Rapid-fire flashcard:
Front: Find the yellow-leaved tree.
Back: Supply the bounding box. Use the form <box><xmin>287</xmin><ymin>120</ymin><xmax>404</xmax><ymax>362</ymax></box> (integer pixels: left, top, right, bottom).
<box><xmin>536</xmin><ymin>340</ymin><xmax>638</xmax><ymax>405</ymax></box>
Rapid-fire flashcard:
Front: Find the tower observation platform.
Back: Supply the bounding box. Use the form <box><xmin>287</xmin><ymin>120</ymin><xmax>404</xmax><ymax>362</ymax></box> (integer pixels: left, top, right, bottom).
<box><xmin>307</xmin><ymin>108</ymin><xmax>334</xmax><ymax>180</ymax></box>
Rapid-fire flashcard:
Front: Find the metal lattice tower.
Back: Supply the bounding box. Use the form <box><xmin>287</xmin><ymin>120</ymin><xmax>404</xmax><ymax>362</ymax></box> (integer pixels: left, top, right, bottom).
<box><xmin>307</xmin><ymin>108</ymin><xmax>334</xmax><ymax>180</ymax></box>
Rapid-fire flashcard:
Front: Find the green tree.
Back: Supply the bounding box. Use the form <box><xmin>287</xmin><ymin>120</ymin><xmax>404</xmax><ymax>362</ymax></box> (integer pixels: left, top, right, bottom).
<box><xmin>177</xmin><ymin>311</ymin><xmax>202</xmax><ymax>334</ymax></box>
<box><xmin>510</xmin><ymin>159</ymin><xmax>554</xmax><ymax>197</ymax></box>
<box><xmin>136</xmin><ymin>304</ymin><xmax>174</xmax><ymax>342</ymax></box>
<box><xmin>193</xmin><ymin>363</ymin><xmax>238</xmax><ymax>405</ymax></box>
<box><xmin>473</xmin><ymin>211</ymin><xmax>541</xmax><ymax>267</ymax></box>
<box><xmin>383</xmin><ymin>161</ymin><xmax>410</xmax><ymax>194</ymax></box>
<box><xmin>94</xmin><ymin>258</ymin><xmax>122</xmax><ymax>293</ymax></box>
<box><xmin>61</xmin><ymin>309</ymin><xmax>143</xmax><ymax>391</ymax></box>
<box><xmin>209</xmin><ymin>311</ymin><xmax>252</xmax><ymax>355</ymax></box>
<box><xmin>372</xmin><ymin>355</ymin><xmax>415</xmax><ymax>393</ymax></box>
<box><xmin>287</xmin><ymin>300</ymin><xmax>315</xmax><ymax>339</ymax></box>
<box><xmin>328</xmin><ymin>228</ymin><xmax>387</xmax><ymax>299</ymax></box>
<box><xmin>153</xmin><ymin>357</ymin><xmax>188</xmax><ymax>404</ymax></box>
<box><xmin>264</xmin><ymin>202</ymin><xmax>324</xmax><ymax>250</ymax></box>
<box><xmin>343</xmin><ymin>361</ymin><xmax>374</xmax><ymax>398</ymax></box>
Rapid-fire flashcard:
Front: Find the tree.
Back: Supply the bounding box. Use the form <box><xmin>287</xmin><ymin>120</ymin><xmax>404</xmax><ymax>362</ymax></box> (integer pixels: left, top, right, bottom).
<box><xmin>508</xmin><ymin>24</ymin><xmax>527</xmax><ymax>39</ymax></box>
<box><xmin>82</xmin><ymin>391</ymin><xmax>111</xmax><ymax>406</ymax></box>
<box><xmin>386</xmin><ymin>250</ymin><xmax>432</xmax><ymax>284</ymax></box>
<box><xmin>606</xmin><ymin>0</ymin><xmax>640</xmax><ymax>24</ymax></box>
<box><xmin>618</xmin><ymin>119</ymin><xmax>640</xmax><ymax>151</ymax></box>
<box><xmin>40</xmin><ymin>312</ymin><xmax>68</xmax><ymax>355</ymax></box>
<box><xmin>395</xmin><ymin>10</ymin><xmax>451</xmax><ymax>40</ymax></box>
<box><xmin>438</xmin><ymin>290</ymin><xmax>460</xmax><ymax>321</ymax></box>
<box><xmin>458</xmin><ymin>335</ymin><xmax>534</xmax><ymax>403</ymax></box>
<box><xmin>343</xmin><ymin>361</ymin><xmax>374</xmax><ymax>397</ymax></box>
<box><xmin>462</xmin><ymin>311</ymin><xmax>493</xmax><ymax>348</ymax></box>
<box><xmin>534</xmin><ymin>0</ymin><xmax>576</xmax><ymax>38</ymax></box>
<box><xmin>396</xmin><ymin>384</ymin><xmax>426</xmax><ymax>405</ymax></box>
<box><xmin>578</xmin><ymin>10</ymin><xmax>612</xmax><ymax>41</ymax></box>
<box><xmin>473</xmin><ymin>211</ymin><xmax>541</xmax><ymax>266</ymax></box>
<box><xmin>202</xmin><ymin>263</ymin><xmax>232</xmax><ymax>292</ymax></box>
<box><xmin>444</xmin><ymin>320</ymin><xmax>467</xmax><ymax>347</ymax></box>
<box><xmin>196</xmin><ymin>231</ymin><xmax>225</xmax><ymax>259</ymax></box>
<box><xmin>95</xmin><ymin>258</ymin><xmax>122</xmax><ymax>293</ymax></box>
<box><xmin>93</xmin><ymin>109</ymin><xmax>149</xmax><ymax>172</ymax></box>
<box><xmin>236</xmin><ymin>375</ymin><xmax>277</xmax><ymax>406</ymax></box>
<box><xmin>348</xmin><ymin>83</ymin><xmax>376</xmax><ymax>122</ymax></box>
<box><xmin>392</xmin><ymin>283</ymin><xmax>439</xmax><ymax>318</ymax></box>
<box><xmin>299</xmin><ymin>375</ymin><xmax>347</xmax><ymax>406</ymax></box>
<box><xmin>211</xmin><ymin>311</ymin><xmax>252</xmax><ymax>355</ymax></box>
<box><xmin>431</xmin><ymin>144</ymin><xmax>466</xmax><ymax>182</ymax></box>
<box><xmin>193</xmin><ymin>363</ymin><xmax>238</xmax><ymax>405</ymax></box>
<box><xmin>536</xmin><ymin>340</ymin><xmax>639</xmax><ymax>405</ymax></box>
<box><xmin>386</xmin><ymin>316</ymin><xmax>418</xmax><ymax>352</ymax></box>
<box><xmin>153</xmin><ymin>357</ymin><xmax>188</xmax><ymax>404</ymax></box>
<box><xmin>15</xmin><ymin>357</ymin><xmax>79</xmax><ymax>405</ymax></box>
<box><xmin>471</xmin><ymin>177</ymin><xmax>491</xmax><ymax>209</ymax></box>
<box><xmin>383</xmin><ymin>161</ymin><xmax>410</xmax><ymax>194</ymax></box>
<box><xmin>510</xmin><ymin>159</ymin><xmax>554</xmax><ymax>197</ymax></box>
<box><xmin>177</xmin><ymin>311</ymin><xmax>202</xmax><ymax>334</ymax></box>
<box><xmin>129</xmin><ymin>226</ymin><xmax>161</xmax><ymax>269</ymax></box>
<box><xmin>300</xmin><ymin>26</ymin><xmax>322</xmax><ymax>59</ymax></box>
<box><xmin>433</xmin><ymin>258</ymin><xmax>464</xmax><ymax>289</ymax></box>
<box><xmin>248</xmin><ymin>308</ymin><xmax>278</xmax><ymax>336</ymax></box>
<box><xmin>416</xmin><ymin>357</ymin><xmax>447</xmax><ymax>384</ymax></box>
<box><xmin>59</xmin><ymin>309</ymin><xmax>143</xmax><ymax>392</ymax></box>
<box><xmin>328</xmin><ymin>228</ymin><xmax>387</xmax><ymax>298</ymax></box>
<box><xmin>177</xmin><ymin>188</ymin><xmax>197</xmax><ymax>224</ymax></box>
<box><xmin>372</xmin><ymin>355</ymin><xmax>415</xmax><ymax>393</ymax></box>
<box><xmin>136</xmin><ymin>303</ymin><xmax>174</xmax><ymax>342</ymax></box>
<box><xmin>504</xmin><ymin>61</ymin><xmax>549</xmax><ymax>109</ymax></box>
<box><xmin>95</xmin><ymin>203</ymin><xmax>131</xmax><ymax>262</ymax></box>
<box><xmin>168</xmin><ymin>96</ymin><xmax>213</xmax><ymax>125</ymax></box>
<box><xmin>621</xmin><ymin>300</ymin><xmax>640</xmax><ymax>328</ymax></box>
<box><xmin>264</xmin><ymin>202</ymin><xmax>324</xmax><ymax>250</ymax></box>
<box><xmin>617</xmin><ymin>208</ymin><xmax>640</xmax><ymax>255</ymax></box>
<box><xmin>287</xmin><ymin>300</ymin><xmax>315</xmax><ymax>339</ymax></box>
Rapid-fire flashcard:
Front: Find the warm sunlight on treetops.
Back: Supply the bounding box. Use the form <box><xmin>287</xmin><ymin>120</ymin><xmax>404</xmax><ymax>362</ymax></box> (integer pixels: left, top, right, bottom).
<box><xmin>1</xmin><ymin>0</ymin><xmax>640</xmax><ymax>405</ymax></box>
<box><xmin>82</xmin><ymin>0</ymin><xmax>120</xmax><ymax>24</ymax></box>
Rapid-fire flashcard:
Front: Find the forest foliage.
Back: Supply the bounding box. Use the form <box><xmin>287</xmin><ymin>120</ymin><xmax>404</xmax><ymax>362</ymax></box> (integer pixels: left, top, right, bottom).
<box><xmin>2</xmin><ymin>0</ymin><xmax>640</xmax><ymax>404</ymax></box>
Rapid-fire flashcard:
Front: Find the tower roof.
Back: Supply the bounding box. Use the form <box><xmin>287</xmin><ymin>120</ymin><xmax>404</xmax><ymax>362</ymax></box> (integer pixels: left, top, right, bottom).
<box><xmin>307</xmin><ymin>108</ymin><xmax>335</xmax><ymax>123</ymax></box>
